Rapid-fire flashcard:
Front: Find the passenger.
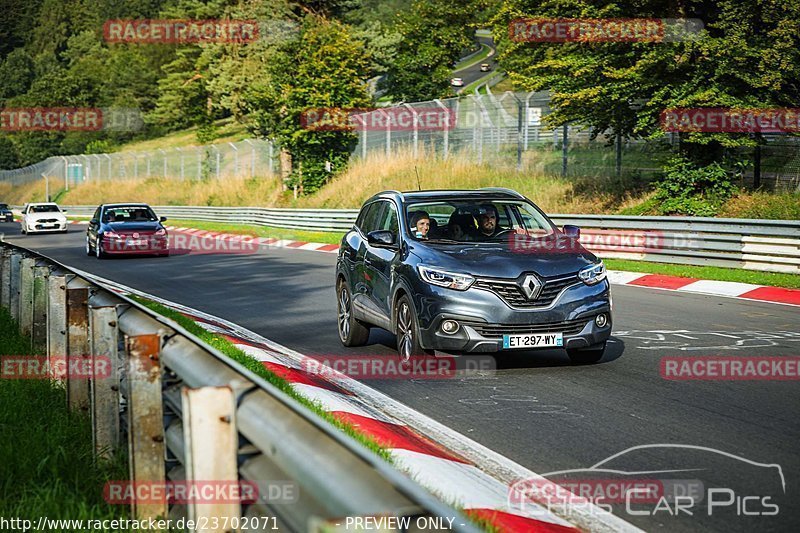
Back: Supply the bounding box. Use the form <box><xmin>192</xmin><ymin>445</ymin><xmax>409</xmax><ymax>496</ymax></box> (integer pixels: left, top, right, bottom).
<box><xmin>447</xmin><ymin>212</ymin><xmax>477</xmax><ymax>241</ymax></box>
<box><xmin>409</xmin><ymin>210</ymin><xmax>431</xmax><ymax>239</ymax></box>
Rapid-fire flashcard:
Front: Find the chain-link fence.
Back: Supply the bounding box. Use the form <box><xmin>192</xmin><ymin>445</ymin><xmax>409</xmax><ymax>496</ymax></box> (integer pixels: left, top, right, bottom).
<box><xmin>350</xmin><ymin>91</ymin><xmax>800</xmax><ymax>190</ymax></box>
<box><xmin>0</xmin><ymin>139</ymin><xmax>278</xmax><ymax>190</ymax></box>
<box><xmin>2</xmin><ymin>92</ymin><xmax>799</xmax><ymax>192</ymax></box>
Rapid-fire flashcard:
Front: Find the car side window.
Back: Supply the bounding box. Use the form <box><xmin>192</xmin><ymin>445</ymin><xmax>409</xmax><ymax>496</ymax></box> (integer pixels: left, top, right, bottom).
<box><xmin>92</xmin><ymin>207</ymin><xmax>101</xmax><ymax>222</ymax></box>
<box><xmin>358</xmin><ymin>202</ymin><xmax>385</xmax><ymax>234</ymax></box>
<box><xmin>378</xmin><ymin>202</ymin><xmax>399</xmax><ymax>237</ymax></box>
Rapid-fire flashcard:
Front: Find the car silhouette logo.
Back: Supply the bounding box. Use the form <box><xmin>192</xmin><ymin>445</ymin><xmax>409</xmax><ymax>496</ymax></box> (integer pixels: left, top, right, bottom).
<box><xmin>519</xmin><ymin>273</ymin><xmax>543</xmax><ymax>300</ymax></box>
<box><xmin>133</xmin><ymin>233</ymin><xmax>139</xmax><ymax>238</ymax></box>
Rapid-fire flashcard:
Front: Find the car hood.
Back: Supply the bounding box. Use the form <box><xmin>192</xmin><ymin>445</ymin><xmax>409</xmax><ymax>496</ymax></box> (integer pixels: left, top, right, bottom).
<box><xmin>105</xmin><ymin>222</ymin><xmax>163</xmax><ymax>232</ymax></box>
<box><xmin>409</xmin><ymin>238</ymin><xmax>599</xmax><ymax>279</ymax></box>
<box><xmin>26</xmin><ymin>212</ymin><xmax>66</xmax><ymax>220</ymax></box>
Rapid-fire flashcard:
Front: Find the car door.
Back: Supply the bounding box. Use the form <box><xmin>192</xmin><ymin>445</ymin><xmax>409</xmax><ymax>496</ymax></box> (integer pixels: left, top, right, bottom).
<box><xmin>364</xmin><ymin>201</ymin><xmax>400</xmax><ymax>325</ymax></box>
<box><xmin>87</xmin><ymin>206</ymin><xmax>102</xmax><ymax>248</ymax></box>
<box><xmin>350</xmin><ymin>201</ymin><xmax>386</xmax><ymax>326</ymax></box>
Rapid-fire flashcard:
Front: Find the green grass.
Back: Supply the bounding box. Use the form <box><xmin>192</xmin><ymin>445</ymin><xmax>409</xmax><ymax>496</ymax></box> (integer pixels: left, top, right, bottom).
<box><xmin>0</xmin><ymin>307</ymin><xmax>129</xmax><ymax>527</ymax></box>
<box><xmin>129</xmin><ymin>296</ymin><xmax>392</xmax><ymax>461</ymax></box>
<box><xmin>169</xmin><ymin>218</ymin><xmax>344</xmax><ymax>244</ymax></box>
<box><xmin>604</xmin><ymin>259</ymin><xmax>800</xmax><ymax>289</ymax></box>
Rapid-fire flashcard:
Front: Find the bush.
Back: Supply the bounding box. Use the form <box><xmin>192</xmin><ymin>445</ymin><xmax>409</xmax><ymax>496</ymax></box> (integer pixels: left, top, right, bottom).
<box><xmin>653</xmin><ymin>157</ymin><xmax>738</xmax><ymax>216</ymax></box>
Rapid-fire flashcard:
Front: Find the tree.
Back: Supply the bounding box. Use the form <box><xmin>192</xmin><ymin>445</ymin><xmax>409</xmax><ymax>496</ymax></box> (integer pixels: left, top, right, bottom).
<box><xmin>245</xmin><ymin>14</ymin><xmax>371</xmax><ymax>194</ymax></box>
<box><xmin>384</xmin><ymin>0</ymin><xmax>479</xmax><ymax>101</ymax></box>
<box><xmin>491</xmin><ymin>0</ymin><xmax>800</xmax><ymax>164</ymax></box>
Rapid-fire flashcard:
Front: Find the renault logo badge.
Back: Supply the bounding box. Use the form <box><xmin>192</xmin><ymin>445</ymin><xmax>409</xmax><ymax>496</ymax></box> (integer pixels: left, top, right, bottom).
<box><xmin>519</xmin><ymin>273</ymin><xmax>543</xmax><ymax>300</ymax></box>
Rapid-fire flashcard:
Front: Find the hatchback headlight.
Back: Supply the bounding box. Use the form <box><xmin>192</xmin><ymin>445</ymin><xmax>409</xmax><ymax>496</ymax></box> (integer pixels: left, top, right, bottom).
<box><xmin>154</xmin><ymin>228</ymin><xmax>166</xmax><ymax>236</ymax></box>
<box><xmin>579</xmin><ymin>262</ymin><xmax>607</xmax><ymax>285</ymax></box>
<box><xmin>417</xmin><ymin>265</ymin><xmax>475</xmax><ymax>291</ymax></box>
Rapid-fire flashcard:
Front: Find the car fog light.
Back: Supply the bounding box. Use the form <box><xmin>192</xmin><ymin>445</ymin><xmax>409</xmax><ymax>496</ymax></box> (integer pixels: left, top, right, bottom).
<box><xmin>441</xmin><ymin>320</ymin><xmax>460</xmax><ymax>334</ymax></box>
<box><xmin>595</xmin><ymin>313</ymin><xmax>608</xmax><ymax>328</ymax></box>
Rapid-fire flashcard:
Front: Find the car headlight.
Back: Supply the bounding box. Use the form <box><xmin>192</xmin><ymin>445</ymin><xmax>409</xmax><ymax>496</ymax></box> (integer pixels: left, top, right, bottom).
<box><xmin>104</xmin><ymin>231</ymin><xmax>122</xmax><ymax>239</ymax></box>
<box><xmin>417</xmin><ymin>265</ymin><xmax>475</xmax><ymax>290</ymax></box>
<box><xmin>154</xmin><ymin>228</ymin><xmax>166</xmax><ymax>236</ymax></box>
<box><xmin>579</xmin><ymin>261</ymin><xmax>607</xmax><ymax>285</ymax></box>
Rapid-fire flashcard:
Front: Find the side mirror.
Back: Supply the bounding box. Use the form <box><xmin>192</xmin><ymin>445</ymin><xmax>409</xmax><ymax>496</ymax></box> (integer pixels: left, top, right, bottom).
<box><xmin>160</xmin><ymin>216</ymin><xmax>168</xmax><ymax>222</ymax></box>
<box><xmin>61</xmin><ymin>209</ymin><xmax>68</xmax><ymax>213</ymax></box>
<box><xmin>367</xmin><ymin>230</ymin><xmax>397</xmax><ymax>248</ymax></box>
<box><xmin>563</xmin><ymin>225</ymin><xmax>580</xmax><ymax>238</ymax></box>
<box><xmin>90</xmin><ymin>219</ymin><xmax>98</xmax><ymax>225</ymax></box>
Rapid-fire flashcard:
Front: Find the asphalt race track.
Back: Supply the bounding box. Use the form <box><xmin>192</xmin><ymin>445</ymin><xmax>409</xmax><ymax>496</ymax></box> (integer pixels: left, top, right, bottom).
<box><xmin>4</xmin><ymin>223</ymin><xmax>798</xmax><ymax>532</ymax></box>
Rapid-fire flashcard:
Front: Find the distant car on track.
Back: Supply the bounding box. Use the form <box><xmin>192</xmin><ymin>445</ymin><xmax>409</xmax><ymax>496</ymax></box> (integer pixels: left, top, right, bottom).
<box><xmin>0</xmin><ymin>203</ymin><xmax>13</xmax><ymax>223</ymax></box>
<box><xmin>86</xmin><ymin>203</ymin><xmax>169</xmax><ymax>259</ymax></box>
<box><xmin>480</xmin><ymin>63</ymin><xmax>491</xmax><ymax>72</ymax></box>
<box><xmin>21</xmin><ymin>202</ymin><xmax>68</xmax><ymax>234</ymax></box>
<box><xmin>450</xmin><ymin>77</ymin><xmax>464</xmax><ymax>87</ymax></box>
<box><xmin>336</xmin><ymin>188</ymin><xmax>611</xmax><ymax>363</ymax></box>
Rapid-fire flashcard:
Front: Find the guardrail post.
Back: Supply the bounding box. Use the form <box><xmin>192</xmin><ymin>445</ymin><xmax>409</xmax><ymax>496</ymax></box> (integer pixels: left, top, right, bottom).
<box><xmin>67</xmin><ymin>280</ymin><xmax>91</xmax><ymax>411</ymax></box>
<box><xmin>90</xmin><ymin>305</ymin><xmax>120</xmax><ymax>460</ymax></box>
<box><xmin>0</xmin><ymin>248</ymin><xmax>10</xmax><ymax>309</ymax></box>
<box><xmin>182</xmin><ymin>386</ymin><xmax>239</xmax><ymax>529</ymax></box>
<box><xmin>126</xmin><ymin>333</ymin><xmax>167</xmax><ymax>520</ymax></box>
<box><xmin>19</xmin><ymin>256</ymin><xmax>35</xmax><ymax>336</ymax></box>
<box><xmin>32</xmin><ymin>261</ymin><xmax>49</xmax><ymax>350</ymax></box>
<box><xmin>47</xmin><ymin>272</ymin><xmax>69</xmax><ymax>384</ymax></box>
<box><xmin>9</xmin><ymin>251</ymin><xmax>23</xmax><ymax>324</ymax></box>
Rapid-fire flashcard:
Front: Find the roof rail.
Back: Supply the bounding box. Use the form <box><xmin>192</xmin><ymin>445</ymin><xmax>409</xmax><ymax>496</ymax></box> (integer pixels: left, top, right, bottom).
<box><xmin>479</xmin><ymin>187</ymin><xmax>525</xmax><ymax>199</ymax></box>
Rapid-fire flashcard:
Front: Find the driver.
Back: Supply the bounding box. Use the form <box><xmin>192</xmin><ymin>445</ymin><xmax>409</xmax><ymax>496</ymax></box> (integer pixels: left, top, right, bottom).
<box><xmin>476</xmin><ymin>204</ymin><xmax>501</xmax><ymax>238</ymax></box>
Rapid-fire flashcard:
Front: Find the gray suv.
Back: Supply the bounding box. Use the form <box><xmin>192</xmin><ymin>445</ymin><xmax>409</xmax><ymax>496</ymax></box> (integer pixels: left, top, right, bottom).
<box><xmin>335</xmin><ymin>189</ymin><xmax>612</xmax><ymax>363</ymax></box>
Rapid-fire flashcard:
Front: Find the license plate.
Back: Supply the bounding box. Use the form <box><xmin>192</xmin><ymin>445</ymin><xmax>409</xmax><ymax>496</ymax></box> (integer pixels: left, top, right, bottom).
<box><xmin>503</xmin><ymin>332</ymin><xmax>563</xmax><ymax>349</ymax></box>
<box><xmin>127</xmin><ymin>239</ymin><xmax>145</xmax><ymax>246</ymax></box>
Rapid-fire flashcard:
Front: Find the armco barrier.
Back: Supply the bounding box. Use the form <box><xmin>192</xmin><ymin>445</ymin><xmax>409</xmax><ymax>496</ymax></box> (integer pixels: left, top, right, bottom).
<box><xmin>0</xmin><ymin>242</ymin><xmax>478</xmax><ymax>532</ymax></box>
<box><xmin>45</xmin><ymin>204</ymin><xmax>800</xmax><ymax>274</ymax></box>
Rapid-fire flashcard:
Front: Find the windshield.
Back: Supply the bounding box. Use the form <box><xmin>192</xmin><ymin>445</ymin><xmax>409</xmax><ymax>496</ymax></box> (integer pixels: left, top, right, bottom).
<box><xmin>102</xmin><ymin>206</ymin><xmax>158</xmax><ymax>223</ymax></box>
<box><xmin>29</xmin><ymin>205</ymin><xmax>60</xmax><ymax>213</ymax></box>
<box><xmin>405</xmin><ymin>200</ymin><xmax>555</xmax><ymax>242</ymax></box>
<box><xmin>0</xmin><ymin>204</ymin><xmax>8</xmax><ymax>210</ymax></box>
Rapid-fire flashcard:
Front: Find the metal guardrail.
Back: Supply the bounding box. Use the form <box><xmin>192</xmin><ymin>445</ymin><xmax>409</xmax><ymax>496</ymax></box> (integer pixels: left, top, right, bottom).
<box><xmin>0</xmin><ymin>242</ymin><xmax>478</xmax><ymax>532</ymax></box>
<box><xmin>44</xmin><ymin>205</ymin><xmax>800</xmax><ymax>274</ymax></box>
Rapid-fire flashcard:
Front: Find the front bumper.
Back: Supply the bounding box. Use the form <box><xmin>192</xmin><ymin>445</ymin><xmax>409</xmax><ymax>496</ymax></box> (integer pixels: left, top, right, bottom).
<box><xmin>102</xmin><ymin>236</ymin><xmax>169</xmax><ymax>255</ymax></box>
<box><xmin>27</xmin><ymin>222</ymin><xmax>67</xmax><ymax>232</ymax></box>
<box><xmin>412</xmin><ymin>278</ymin><xmax>611</xmax><ymax>353</ymax></box>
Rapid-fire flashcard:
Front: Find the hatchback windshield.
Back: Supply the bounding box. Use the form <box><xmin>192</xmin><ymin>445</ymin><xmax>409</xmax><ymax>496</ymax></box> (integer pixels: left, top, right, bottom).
<box><xmin>405</xmin><ymin>200</ymin><xmax>555</xmax><ymax>242</ymax></box>
<box><xmin>103</xmin><ymin>206</ymin><xmax>158</xmax><ymax>223</ymax></box>
<box><xmin>0</xmin><ymin>204</ymin><xmax>9</xmax><ymax>209</ymax></box>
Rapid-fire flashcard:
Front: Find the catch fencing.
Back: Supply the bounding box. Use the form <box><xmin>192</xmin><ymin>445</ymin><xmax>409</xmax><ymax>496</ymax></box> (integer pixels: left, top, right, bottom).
<box><xmin>3</xmin><ymin>93</ymin><xmax>800</xmax><ymax>191</ymax></box>
<box><xmin>43</xmin><ymin>205</ymin><xmax>800</xmax><ymax>274</ymax></box>
<box><xmin>0</xmin><ymin>242</ymin><xmax>477</xmax><ymax>532</ymax></box>
<box><xmin>0</xmin><ymin>139</ymin><xmax>278</xmax><ymax>189</ymax></box>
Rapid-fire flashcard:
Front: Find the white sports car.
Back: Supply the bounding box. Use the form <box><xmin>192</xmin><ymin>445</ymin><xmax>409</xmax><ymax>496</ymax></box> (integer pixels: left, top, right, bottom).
<box><xmin>21</xmin><ymin>203</ymin><xmax>68</xmax><ymax>234</ymax></box>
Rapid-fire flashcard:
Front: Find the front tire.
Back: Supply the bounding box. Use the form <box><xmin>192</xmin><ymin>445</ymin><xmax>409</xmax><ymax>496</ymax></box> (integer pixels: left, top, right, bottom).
<box><xmin>96</xmin><ymin>238</ymin><xmax>106</xmax><ymax>259</ymax></box>
<box><xmin>337</xmin><ymin>280</ymin><xmax>369</xmax><ymax>347</ymax></box>
<box><xmin>86</xmin><ymin>237</ymin><xmax>93</xmax><ymax>256</ymax></box>
<box><xmin>567</xmin><ymin>341</ymin><xmax>606</xmax><ymax>364</ymax></box>
<box><xmin>395</xmin><ymin>295</ymin><xmax>432</xmax><ymax>362</ymax></box>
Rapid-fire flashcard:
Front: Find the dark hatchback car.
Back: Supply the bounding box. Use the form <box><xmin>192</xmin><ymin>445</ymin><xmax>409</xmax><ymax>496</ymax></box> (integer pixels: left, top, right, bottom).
<box><xmin>86</xmin><ymin>203</ymin><xmax>169</xmax><ymax>258</ymax></box>
<box><xmin>0</xmin><ymin>203</ymin><xmax>13</xmax><ymax>222</ymax></box>
<box><xmin>335</xmin><ymin>189</ymin><xmax>611</xmax><ymax>363</ymax></box>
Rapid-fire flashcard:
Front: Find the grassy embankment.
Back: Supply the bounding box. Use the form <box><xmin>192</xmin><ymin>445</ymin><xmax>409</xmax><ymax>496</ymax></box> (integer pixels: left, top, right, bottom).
<box><xmin>0</xmin><ymin>307</ymin><xmax>129</xmax><ymax>527</ymax></box>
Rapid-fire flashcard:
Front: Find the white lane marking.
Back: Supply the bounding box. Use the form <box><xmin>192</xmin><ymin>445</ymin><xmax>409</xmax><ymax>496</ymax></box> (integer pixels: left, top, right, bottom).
<box><xmin>291</xmin><ymin>383</ymin><xmax>399</xmax><ymax>424</ymax></box>
<box><xmin>607</xmin><ymin>271</ymin><xmax>649</xmax><ymax>285</ymax></box>
<box><xmin>677</xmin><ymin>279</ymin><xmax>761</xmax><ymax>297</ymax></box>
